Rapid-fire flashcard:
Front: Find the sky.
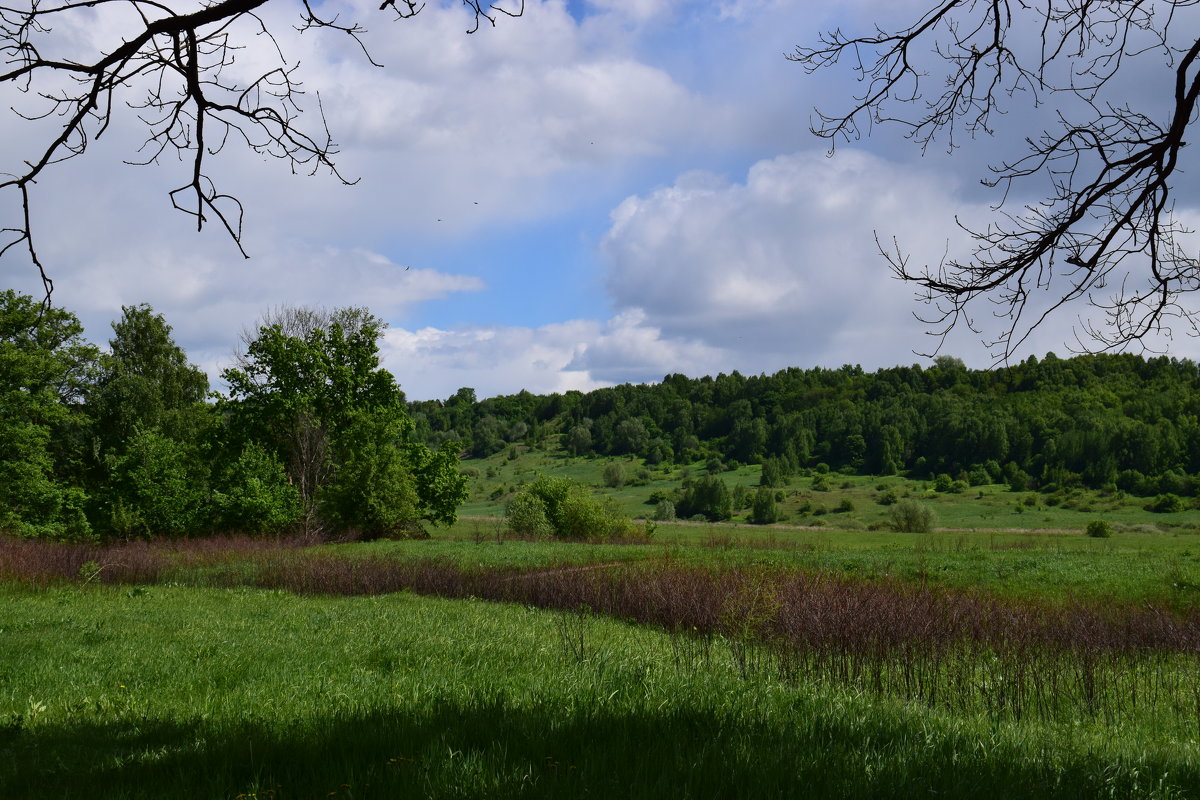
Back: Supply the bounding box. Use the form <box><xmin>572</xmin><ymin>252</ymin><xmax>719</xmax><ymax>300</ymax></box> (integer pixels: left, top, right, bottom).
<box><xmin>3</xmin><ymin>0</ymin><xmax>1199</xmax><ymax>400</ymax></box>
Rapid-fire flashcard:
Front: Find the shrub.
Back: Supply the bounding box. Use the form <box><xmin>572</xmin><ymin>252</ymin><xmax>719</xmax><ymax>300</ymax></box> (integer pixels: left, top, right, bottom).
<box><xmin>602</xmin><ymin>461</ymin><xmax>625</xmax><ymax>489</ymax></box>
<box><xmin>877</xmin><ymin>489</ymin><xmax>898</xmax><ymax>506</ymax></box>
<box><xmin>1148</xmin><ymin>494</ymin><xmax>1185</xmax><ymax>514</ymax></box>
<box><xmin>889</xmin><ymin>500</ymin><xmax>937</xmax><ymax>533</ymax></box>
<box><xmin>505</xmin><ymin>492</ymin><xmax>552</xmax><ymax>537</ymax></box>
<box><xmin>1085</xmin><ymin>520</ymin><xmax>1114</xmax><ymax>538</ymax></box>
<box><xmin>749</xmin><ymin>487</ymin><xmax>779</xmax><ymax>525</ymax></box>
<box><xmin>834</xmin><ymin>498</ymin><xmax>855</xmax><ymax>513</ymax></box>
<box><xmin>811</xmin><ymin>474</ymin><xmax>830</xmax><ymax>492</ymax></box>
<box><xmin>676</xmin><ymin>476</ymin><xmax>733</xmax><ymax>521</ymax></box>
<box><xmin>652</xmin><ymin>499</ymin><xmax>676</xmax><ymax>522</ymax></box>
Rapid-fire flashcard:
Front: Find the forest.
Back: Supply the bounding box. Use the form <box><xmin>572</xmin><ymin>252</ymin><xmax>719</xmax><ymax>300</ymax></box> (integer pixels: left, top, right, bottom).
<box><xmin>0</xmin><ymin>291</ymin><xmax>464</xmax><ymax>540</ymax></box>
<box><xmin>8</xmin><ymin>287</ymin><xmax>1200</xmax><ymax>542</ymax></box>
<box><xmin>415</xmin><ymin>352</ymin><xmax>1200</xmax><ymax>499</ymax></box>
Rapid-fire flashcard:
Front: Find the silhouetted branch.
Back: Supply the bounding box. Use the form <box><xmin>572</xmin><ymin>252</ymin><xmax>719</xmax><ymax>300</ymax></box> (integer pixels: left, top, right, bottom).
<box><xmin>795</xmin><ymin>1</ymin><xmax>1200</xmax><ymax>359</ymax></box>
<box><xmin>0</xmin><ymin>0</ymin><xmax>524</xmax><ymax>303</ymax></box>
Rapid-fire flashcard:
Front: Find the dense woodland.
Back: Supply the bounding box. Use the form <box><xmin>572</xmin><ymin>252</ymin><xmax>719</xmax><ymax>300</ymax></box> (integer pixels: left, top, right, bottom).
<box><xmin>0</xmin><ymin>291</ymin><xmax>464</xmax><ymax>540</ymax></box>
<box><xmin>413</xmin><ymin>353</ymin><xmax>1200</xmax><ymax>498</ymax></box>
<box><xmin>9</xmin><ymin>287</ymin><xmax>1200</xmax><ymax>541</ymax></box>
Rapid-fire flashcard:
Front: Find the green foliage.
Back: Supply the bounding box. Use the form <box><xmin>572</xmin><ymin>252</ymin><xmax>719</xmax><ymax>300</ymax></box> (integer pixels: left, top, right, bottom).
<box><xmin>877</xmin><ymin>489</ymin><xmax>899</xmax><ymax>506</ymax></box>
<box><xmin>220</xmin><ymin>307</ymin><xmax>465</xmax><ymax>535</ymax></box>
<box><xmin>652</xmin><ymin>499</ymin><xmax>676</xmax><ymax>521</ymax></box>
<box><xmin>511</xmin><ymin>474</ymin><xmax>633</xmax><ymax>539</ymax></box>
<box><xmin>212</xmin><ymin>443</ymin><xmax>301</xmax><ymax>534</ymax></box>
<box><xmin>104</xmin><ymin>428</ymin><xmax>206</xmax><ymax>538</ymax></box>
<box><xmin>889</xmin><ymin>500</ymin><xmax>937</xmax><ymax>533</ymax></box>
<box><xmin>749</xmin><ymin>487</ymin><xmax>779</xmax><ymax>525</ymax></box>
<box><xmin>0</xmin><ymin>291</ymin><xmax>97</xmax><ymax>539</ymax></box>
<box><xmin>91</xmin><ymin>304</ymin><xmax>208</xmax><ymax>449</ymax></box>
<box><xmin>676</xmin><ymin>476</ymin><xmax>733</xmax><ymax>522</ymax></box>
<box><xmin>566</xmin><ymin>424</ymin><xmax>592</xmax><ymax>456</ymax></box>
<box><xmin>1086</xmin><ymin>520</ymin><xmax>1114</xmax><ymax>538</ymax></box>
<box><xmin>1147</xmin><ymin>494</ymin><xmax>1185</xmax><ymax>514</ymax></box>
<box><xmin>602</xmin><ymin>460</ymin><xmax>625</xmax><ymax>488</ymax></box>
<box><xmin>505</xmin><ymin>491</ymin><xmax>553</xmax><ymax>537</ymax></box>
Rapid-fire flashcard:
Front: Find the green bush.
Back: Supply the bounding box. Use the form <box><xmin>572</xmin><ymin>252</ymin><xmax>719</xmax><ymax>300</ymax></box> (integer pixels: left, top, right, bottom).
<box><xmin>1085</xmin><ymin>520</ymin><xmax>1114</xmax><ymax>538</ymax></box>
<box><xmin>749</xmin><ymin>487</ymin><xmax>779</xmax><ymax>525</ymax></box>
<box><xmin>889</xmin><ymin>500</ymin><xmax>937</xmax><ymax>533</ymax></box>
<box><xmin>652</xmin><ymin>499</ymin><xmax>676</xmax><ymax>522</ymax></box>
<box><xmin>1147</xmin><ymin>494</ymin><xmax>1185</xmax><ymax>514</ymax></box>
<box><xmin>602</xmin><ymin>461</ymin><xmax>625</xmax><ymax>488</ymax></box>
<box><xmin>505</xmin><ymin>491</ymin><xmax>552</xmax><ymax>537</ymax></box>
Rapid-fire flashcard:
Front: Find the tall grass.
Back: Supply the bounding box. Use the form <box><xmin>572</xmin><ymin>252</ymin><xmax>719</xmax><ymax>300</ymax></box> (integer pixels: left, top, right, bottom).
<box><xmin>1</xmin><ymin>584</ymin><xmax>1197</xmax><ymax>799</ymax></box>
<box><xmin>3</xmin><ymin>535</ymin><xmax>1199</xmax><ymax>729</ymax></box>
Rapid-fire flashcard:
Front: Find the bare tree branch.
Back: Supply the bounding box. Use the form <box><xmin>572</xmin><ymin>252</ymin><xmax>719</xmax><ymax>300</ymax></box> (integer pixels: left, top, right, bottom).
<box><xmin>794</xmin><ymin>1</ymin><xmax>1200</xmax><ymax>359</ymax></box>
<box><xmin>0</xmin><ymin>0</ymin><xmax>524</xmax><ymax>305</ymax></box>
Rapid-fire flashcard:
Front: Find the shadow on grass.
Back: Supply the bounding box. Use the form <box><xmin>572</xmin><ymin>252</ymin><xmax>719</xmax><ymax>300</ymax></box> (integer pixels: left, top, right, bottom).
<box><xmin>1</xmin><ymin>698</ymin><xmax>1193</xmax><ymax>799</ymax></box>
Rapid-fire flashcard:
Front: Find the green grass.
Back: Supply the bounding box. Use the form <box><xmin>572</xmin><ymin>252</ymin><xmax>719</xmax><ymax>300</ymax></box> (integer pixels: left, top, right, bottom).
<box><xmin>1</xmin><ymin>583</ymin><xmax>1197</xmax><ymax>798</ymax></box>
<box><xmin>415</xmin><ymin>520</ymin><xmax>1200</xmax><ymax>609</ymax></box>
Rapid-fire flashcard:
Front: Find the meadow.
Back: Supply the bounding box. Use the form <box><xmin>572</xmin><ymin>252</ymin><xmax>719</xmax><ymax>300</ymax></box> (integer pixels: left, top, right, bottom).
<box><xmin>5</xmin><ymin>451</ymin><xmax>1200</xmax><ymax>797</ymax></box>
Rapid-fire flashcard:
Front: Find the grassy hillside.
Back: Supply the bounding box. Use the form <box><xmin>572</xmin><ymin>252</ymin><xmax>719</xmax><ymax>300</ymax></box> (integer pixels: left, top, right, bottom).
<box><xmin>457</xmin><ymin>444</ymin><xmax>1200</xmax><ymax>533</ymax></box>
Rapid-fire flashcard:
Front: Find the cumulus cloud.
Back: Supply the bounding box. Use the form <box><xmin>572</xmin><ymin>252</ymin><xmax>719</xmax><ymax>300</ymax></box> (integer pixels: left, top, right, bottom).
<box><xmin>600</xmin><ymin>149</ymin><xmax>999</xmax><ymax>370</ymax></box>
<box><xmin>380</xmin><ymin>310</ymin><xmax>730</xmax><ymax>399</ymax></box>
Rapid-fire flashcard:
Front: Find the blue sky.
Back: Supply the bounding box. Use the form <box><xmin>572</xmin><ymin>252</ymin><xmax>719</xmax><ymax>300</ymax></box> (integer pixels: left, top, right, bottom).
<box><xmin>4</xmin><ymin>0</ymin><xmax>1199</xmax><ymax>399</ymax></box>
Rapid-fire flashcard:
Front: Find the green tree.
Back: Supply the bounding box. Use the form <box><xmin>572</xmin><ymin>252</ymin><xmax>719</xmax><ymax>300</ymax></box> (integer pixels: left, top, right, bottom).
<box><xmin>105</xmin><ymin>428</ymin><xmax>206</xmax><ymax>538</ymax></box>
<box><xmin>222</xmin><ymin>306</ymin><xmax>465</xmax><ymax>534</ymax></box>
<box><xmin>212</xmin><ymin>442</ymin><xmax>302</xmax><ymax>534</ymax></box>
<box><xmin>0</xmin><ymin>291</ymin><xmax>97</xmax><ymax>538</ymax></box>
<box><xmin>91</xmin><ymin>304</ymin><xmax>209</xmax><ymax>450</ymax></box>
<box><xmin>676</xmin><ymin>476</ymin><xmax>733</xmax><ymax>522</ymax></box>
<box><xmin>505</xmin><ymin>491</ymin><xmax>552</xmax><ymax>537</ymax></box>
<box><xmin>749</xmin><ymin>487</ymin><xmax>779</xmax><ymax>525</ymax></box>
<box><xmin>602</xmin><ymin>461</ymin><xmax>625</xmax><ymax>489</ymax></box>
<box><xmin>566</xmin><ymin>423</ymin><xmax>592</xmax><ymax>456</ymax></box>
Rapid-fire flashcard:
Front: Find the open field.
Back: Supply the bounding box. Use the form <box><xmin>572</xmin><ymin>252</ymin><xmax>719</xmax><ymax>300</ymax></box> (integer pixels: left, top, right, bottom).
<box><xmin>4</xmin><ymin>519</ymin><xmax>1200</xmax><ymax>798</ymax></box>
<box><xmin>8</xmin><ymin>453</ymin><xmax>1200</xmax><ymax>798</ymax></box>
<box><xmin>2</xmin><ymin>580</ymin><xmax>1199</xmax><ymax>799</ymax></box>
<box><xmin>457</xmin><ymin>447</ymin><xmax>1200</xmax><ymax>532</ymax></box>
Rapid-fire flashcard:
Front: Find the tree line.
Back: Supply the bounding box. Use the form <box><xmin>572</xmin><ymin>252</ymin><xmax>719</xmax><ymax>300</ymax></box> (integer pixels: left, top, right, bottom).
<box><xmin>1</xmin><ymin>291</ymin><xmax>464</xmax><ymax>541</ymax></box>
<box><xmin>413</xmin><ymin>354</ymin><xmax>1200</xmax><ymax>498</ymax></box>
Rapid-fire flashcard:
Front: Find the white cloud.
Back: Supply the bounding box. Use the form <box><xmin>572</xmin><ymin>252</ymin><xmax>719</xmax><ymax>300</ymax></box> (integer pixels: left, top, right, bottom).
<box><xmin>600</xmin><ymin>149</ymin><xmax>1000</xmax><ymax>370</ymax></box>
<box><xmin>379</xmin><ymin>309</ymin><xmax>734</xmax><ymax>399</ymax></box>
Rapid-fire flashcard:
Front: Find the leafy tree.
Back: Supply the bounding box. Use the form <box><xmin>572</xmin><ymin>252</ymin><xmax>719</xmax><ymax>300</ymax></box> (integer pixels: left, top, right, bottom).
<box><xmin>889</xmin><ymin>500</ymin><xmax>937</xmax><ymax>534</ymax></box>
<box><xmin>505</xmin><ymin>491</ymin><xmax>553</xmax><ymax>538</ymax></box>
<box><xmin>566</xmin><ymin>424</ymin><xmax>592</xmax><ymax>457</ymax></box>
<box><xmin>514</xmin><ymin>474</ymin><xmax>632</xmax><ymax>539</ymax></box>
<box><xmin>0</xmin><ymin>291</ymin><xmax>97</xmax><ymax>538</ymax></box>
<box><xmin>222</xmin><ymin>306</ymin><xmax>465</xmax><ymax>534</ymax></box>
<box><xmin>749</xmin><ymin>487</ymin><xmax>779</xmax><ymax>525</ymax></box>
<box><xmin>212</xmin><ymin>442</ymin><xmax>302</xmax><ymax>534</ymax></box>
<box><xmin>105</xmin><ymin>428</ymin><xmax>207</xmax><ymax>538</ymax></box>
<box><xmin>602</xmin><ymin>461</ymin><xmax>626</xmax><ymax>489</ymax></box>
<box><xmin>91</xmin><ymin>304</ymin><xmax>209</xmax><ymax>450</ymax></box>
<box><xmin>676</xmin><ymin>476</ymin><xmax>733</xmax><ymax>522</ymax></box>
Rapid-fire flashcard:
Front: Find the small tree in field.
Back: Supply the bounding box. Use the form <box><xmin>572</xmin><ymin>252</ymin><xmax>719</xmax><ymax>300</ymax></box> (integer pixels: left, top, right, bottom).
<box><xmin>750</xmin><ymin>487</ymin><xmax>779</xmax><ymax>525</ymax></box>
<box><xmin>602</xmin><ymin>461</ymin><xmax>625</xmax><ymax>489</ymax></box>
<box><xmin>889</xmin><ymin>500</ymin><xmax>937</xmax><ymax>533</ymax></box>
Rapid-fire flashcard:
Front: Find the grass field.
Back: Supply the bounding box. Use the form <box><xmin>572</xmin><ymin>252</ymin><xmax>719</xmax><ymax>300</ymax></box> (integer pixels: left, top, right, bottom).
<box><xmin>458</xmin><ymin>447</ymin><xmax>1200</xmax><ymax>533</ymax></box>
<box><xmin>6</xmin><ymin>452</ymin><xmax>1200</xmax><ymax>797</ymax></box>
<box><xmin>2</xmin><ymin>582</ymin><xmax>1198</xmax><ymax>799</ymax></box>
